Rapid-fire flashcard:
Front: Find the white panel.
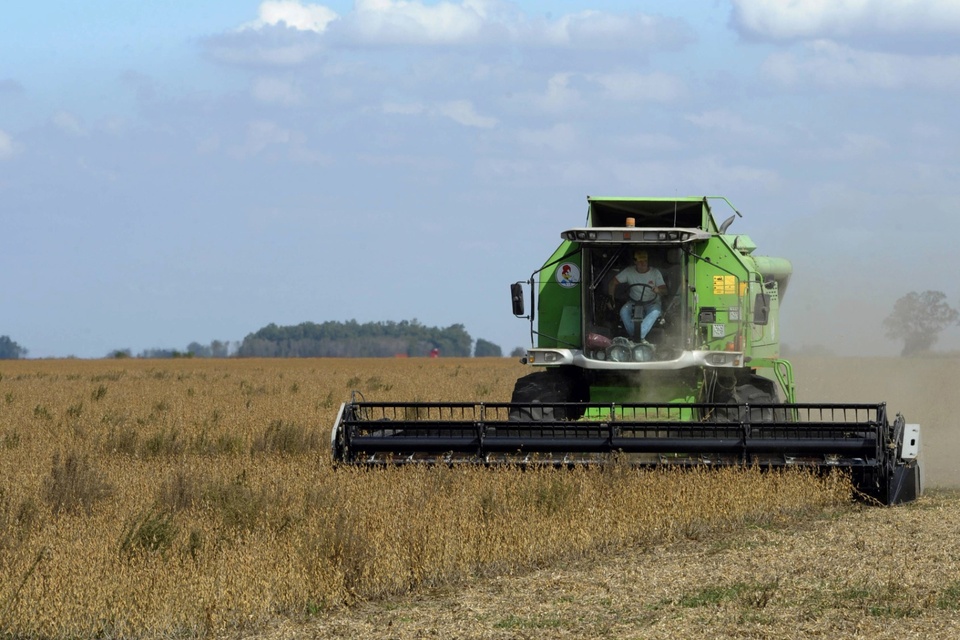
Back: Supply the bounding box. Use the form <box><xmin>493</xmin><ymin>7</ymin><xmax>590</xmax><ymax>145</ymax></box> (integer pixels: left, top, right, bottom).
<box><xmin>901</xmin><ymin>423</ymin><xmax>921</xmax><ymax>460</ymax></box>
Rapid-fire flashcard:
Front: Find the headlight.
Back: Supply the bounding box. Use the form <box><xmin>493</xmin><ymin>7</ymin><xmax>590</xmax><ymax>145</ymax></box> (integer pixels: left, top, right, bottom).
<box><xmin>608</xmin><ymin>345</ymin><xmax>630</xmax><ymax>362</ymax></box>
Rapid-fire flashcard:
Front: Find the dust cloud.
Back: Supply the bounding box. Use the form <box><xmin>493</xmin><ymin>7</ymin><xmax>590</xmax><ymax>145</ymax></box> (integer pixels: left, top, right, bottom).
<box><xmin>775</xmin><ymin>231</ymin><xmax>960</xmax><ymax>358</ymax></box>
<box><xmin>790</xmin><ymin>356</ymin><xmax>960</xmax><ymax>489</ymax></box>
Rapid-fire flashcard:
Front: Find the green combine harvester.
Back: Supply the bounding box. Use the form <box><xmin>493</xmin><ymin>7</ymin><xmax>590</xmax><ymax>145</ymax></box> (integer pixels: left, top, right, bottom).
<box><xmin>331</xmin><ymin>196</ymin><xmax>922</xmax><ymax>505</ymax></box>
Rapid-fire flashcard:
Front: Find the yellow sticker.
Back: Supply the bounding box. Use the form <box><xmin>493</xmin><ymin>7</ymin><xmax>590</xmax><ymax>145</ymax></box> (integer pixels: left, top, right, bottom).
<box><xmin>713</xmin><ymin>275</ymin><xmax>736</xmax><ymax>295</ymax></box>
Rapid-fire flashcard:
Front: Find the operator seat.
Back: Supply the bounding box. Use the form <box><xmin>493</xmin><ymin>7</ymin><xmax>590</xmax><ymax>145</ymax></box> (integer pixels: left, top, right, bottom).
<box><xmin>643</xmin><ymin>249</ymin><xmax>683</xmax><ymax>352</ymax></box>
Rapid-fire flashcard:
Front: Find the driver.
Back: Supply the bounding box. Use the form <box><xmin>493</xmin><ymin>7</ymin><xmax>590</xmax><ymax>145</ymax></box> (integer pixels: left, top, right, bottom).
<box><xmin>608</xmin><ymin>249</ymin><xmax>667</xmax><ymax>343</ymax></box>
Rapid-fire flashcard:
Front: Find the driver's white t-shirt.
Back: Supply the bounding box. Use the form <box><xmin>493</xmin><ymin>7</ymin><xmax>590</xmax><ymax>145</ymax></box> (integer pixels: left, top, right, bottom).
<box><xmin>616</xmin><ymin>267</ymin><xmax>664</xmax><ymax>303</ymax></box>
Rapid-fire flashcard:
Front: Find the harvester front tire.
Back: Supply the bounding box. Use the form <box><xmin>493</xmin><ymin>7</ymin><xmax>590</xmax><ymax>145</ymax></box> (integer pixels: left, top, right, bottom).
<box><xmin>712</xmin><ymin>374</ymin><xmax>781</xmax><ymax>422</ymax></box>
<box><xmin>509</xmin><ymin>368</ymin><xmax>583</xmax><ymax>422</ymax></box>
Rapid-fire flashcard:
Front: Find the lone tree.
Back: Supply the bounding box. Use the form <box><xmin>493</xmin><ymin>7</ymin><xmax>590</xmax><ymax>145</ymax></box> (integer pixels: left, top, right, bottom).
<box><xmin>883</xmin><ymin>290</ymin><xmax>959</xmax><ymax>356</ymax></box>
<box><xmin>474</xmin><ymin>338</ymin><xmax>502</xmax><ymax>357</ymax></box>
<box><xmin>0</xmin><ymin>336</ymin><xmax>27</xmax><ymax>359</ymax></box>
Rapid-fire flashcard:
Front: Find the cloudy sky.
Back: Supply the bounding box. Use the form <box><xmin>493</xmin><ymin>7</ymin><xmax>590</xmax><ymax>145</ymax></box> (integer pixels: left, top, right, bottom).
<box><xmin>3</xmin><ymin>0</ymin><xmax>959</xmax><ymax>358</ymax></box>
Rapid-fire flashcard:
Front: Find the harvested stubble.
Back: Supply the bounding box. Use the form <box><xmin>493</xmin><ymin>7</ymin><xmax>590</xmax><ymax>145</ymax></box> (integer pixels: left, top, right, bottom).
<box><xmin>0</xmin><ymin>358</ymin><xmax>851</xmax><ymax>639</ymax></box>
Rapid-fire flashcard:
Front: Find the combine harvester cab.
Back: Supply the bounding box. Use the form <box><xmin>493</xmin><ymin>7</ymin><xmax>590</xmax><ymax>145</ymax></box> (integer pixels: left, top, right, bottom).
<box><xmin>331</xmin><ymin>196</ymin><xmax>922</xmax><ymax>505</ymax></box>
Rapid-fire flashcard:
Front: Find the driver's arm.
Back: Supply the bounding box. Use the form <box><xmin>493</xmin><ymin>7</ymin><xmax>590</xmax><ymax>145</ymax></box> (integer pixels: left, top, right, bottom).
<box><xmin>608</xmin><ymin>275</ymin><xmax>620</xmax><ymax>297</ymax></box>
<box><xmin>654</xmin><ymin>270</ymin><xmax>667</xmax><ymax>297</ymax></box>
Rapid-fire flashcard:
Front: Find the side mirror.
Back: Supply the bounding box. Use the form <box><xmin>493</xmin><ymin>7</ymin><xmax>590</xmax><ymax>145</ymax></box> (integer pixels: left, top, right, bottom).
<box><xmin>511</xmin><ymin>283</ymin><xmax>525</xmax><ymax>316</ymax></box>
<box><xmin>753</xmin><ymin>293</ymin><xmax>770</xmax><ymax>325</ymax></box>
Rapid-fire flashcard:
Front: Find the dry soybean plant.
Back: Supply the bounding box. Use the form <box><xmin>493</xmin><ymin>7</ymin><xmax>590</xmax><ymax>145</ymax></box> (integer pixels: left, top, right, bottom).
<box><xmin>0</xmin><ymin>358</ymin><xmax>852</xmax><ymax>638</ymax></box>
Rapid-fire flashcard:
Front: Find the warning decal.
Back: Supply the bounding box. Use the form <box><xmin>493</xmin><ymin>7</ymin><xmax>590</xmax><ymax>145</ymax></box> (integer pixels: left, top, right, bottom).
<box><xmin>713</xmin><ymin>275</ymin><xmax>737</xmax><ymax>295</ymax></box>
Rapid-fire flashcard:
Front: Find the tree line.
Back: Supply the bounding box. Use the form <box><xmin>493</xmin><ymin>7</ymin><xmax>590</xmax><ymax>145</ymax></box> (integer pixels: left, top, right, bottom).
<box><xmin>101</xmin><ymin>321</ymin><xmax>504</xmax><ymax>359</ymax></box>
<box><xmin>2</xmin><ymin>290</ymin><xmax>957</xmax><ymax>359</ymax></box>
<box><xmin>236</xmin><ymin>320</ymin><xmax>480</xmax><ymax>358</ymax></box>
<box><xmin>1</xmin><ymin>320</ymin><xmax>506</xmax><ymax>360</ymax></box>
<box><xmin>109</xmin><ymin>340</ymin><xmax>233</xmax><ymax>360</ymax></box>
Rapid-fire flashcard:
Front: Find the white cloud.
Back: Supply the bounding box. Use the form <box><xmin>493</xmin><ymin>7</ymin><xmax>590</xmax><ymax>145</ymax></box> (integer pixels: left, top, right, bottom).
<box><xmin>0</xmin><ymin>78</ymin><xmax>24</xmax><ymax>95</ymax></box>
<box><xmin>474</xmin><ymin>155</ymin><xmax>603</xmax><ymax>189</ymax></box>
<box><xmin>608</xmin><ymin>156</ymin><xmax>783</xmax><ymax>195</ymax></box>
<box><xmin>0</xmin><ymin>129</ymin><xmax>14</xmax><ymax>160</ymax></box>
<box><xmin>208</xmin><ymin>36</ymin><xmax>325</xmax><ymax>66</ymax></box>
<box><xmin>77</xmin><ymin>158</ymin><xmax>118</xmax><ymax>183</ymax></box>
<box><xmin>686</xmin><ymin>110</ymin><xmax>776</xmax><ymax>141</ymax></box>
<box><xmin>211</xmin><ymin>2</ymin><xmax>694</xmax><ymax>71</ymax></box>
<box><xmin>589</xmin><ymin>71</ymin><xmax>685</xmax><ymax>103</ymax></box>
<box><xmin>516</xmin><ymin>73</ymin><xmax>585</xmax><ymax>114</ymax></box>
<box><xmin>761</xmin><ymin>40</ymin><xmax>960</xmax><ymax>90</ymax></box>
<box><xmin>231</xmin><ymin>120</ymin><xmax>302</xmax><ymax>158</ymax></box>
<box><xmin>535</xmin><ymin>10</ymin><xmax>658</xmax><ymax>49</ymax></box>
<box><xmin>509</xmin><ymin>71</ymin><xmax>683</xmax><ymax>119</ymax></box>
<box><xmin>381</xmin><ymin>101</ymin><xmax>425</xmax><ymax>116</ymax></box>
<box><xmin>53</xmin><ymin>111</ymin><xmax>86</xmax><ymax>137</ymax></box>
<box><xmin>612</xmin><ymin>133</ymin><xmax>682</xmax><ymax>153</ymax></box>
<box><xmin>819</xmin><ymin>132</ymin><xmax>890</xmax><ymax>161</ymax></box>
<box><xmin>346</xmin><ymin>0</ymin><xmax>488</xmax><ymax>44</ymax></box>
<box><xmin>196</xmin><ymin>135</ymin><xmax>221</xmax><ymax>155</ymax></box>
<box><xmin>435</xmin><ymin>100</ymin><xmax>497</xmax><ymax>128</ymax></box>
<box><xmin>515</xmin><ymin>123</ymin><xmax>579</xmax><ymax>154</ymax></box>
<box><xmin>232</xmin><ymin>1</ymin><xmax>691</xmax><ymax>52</ymax></box>
<box><xmin>252</xmin><ymin>76</ymin><xmax>303</xmax><ymax>105</ymax></box>
<box><xmin>355</xmin><ymin>151</ymin><xmax>450</xmax><ymax>173</ymax></box>
<box><xmin>731</xmin><ymin>0</ymin><xmax>960</xmax><ymax>41</ymax></box>
<box><xmin>242</xmin><ymin>1</ymin><xmax>339</xmax><ymax>32</ymax></box>
<box><xmin>381</xmin><ymin>99</ymin><xmax>496</xmax><ymax>128</ymax></box>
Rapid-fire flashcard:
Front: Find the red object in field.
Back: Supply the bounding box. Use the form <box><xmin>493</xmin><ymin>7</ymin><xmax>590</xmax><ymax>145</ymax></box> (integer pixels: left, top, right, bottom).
<box><xmin>430</xmin><ymin>348</ymin><xmax>439</xmax><ymax>358</ymax></box>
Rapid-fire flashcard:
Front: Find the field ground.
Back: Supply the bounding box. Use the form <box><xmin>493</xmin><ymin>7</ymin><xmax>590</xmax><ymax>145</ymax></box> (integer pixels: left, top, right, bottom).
<box><xmin>0</xmin><ymin>355</ymin><xmax>956</xmax><ymax>638</ymax></box>
<box><xmin>242</xmin><ymin>490</ymin><xmax>960</xmax><ymax>640</ymax></box>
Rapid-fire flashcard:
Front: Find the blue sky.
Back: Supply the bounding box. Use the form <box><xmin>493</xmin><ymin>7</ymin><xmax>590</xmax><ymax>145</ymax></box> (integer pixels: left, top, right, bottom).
<box><xmin>3</xmin><ymin>0</ymin><xmax>960</xmax><ymax>358</ymax></box>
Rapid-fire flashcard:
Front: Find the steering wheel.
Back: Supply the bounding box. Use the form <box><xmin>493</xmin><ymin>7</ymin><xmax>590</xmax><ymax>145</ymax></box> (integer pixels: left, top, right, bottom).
<box><xmin>627</xmin><ymin>282</ymin><xmax>658</xmax><ymax>303</ymax></box>
<box><xmin>613</xmin><ymin>281</ymin><xmax>654</xmax><ymax>302</ymax></box>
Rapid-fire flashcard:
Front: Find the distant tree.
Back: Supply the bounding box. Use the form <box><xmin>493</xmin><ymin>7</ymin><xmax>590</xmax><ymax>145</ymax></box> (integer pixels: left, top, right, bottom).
<box><xmin>186</xmin><ymin>342</ymin><xmax>212</xmax><ymax>358</ymax></box>
<box><xmin>431</xmin><ymin>323</ymin><xmax>473</xmax><ymax>358</ymax></box>
<box><xmin>210</xmin><ymin>340</ymin><xmax>230</xmax><ymax>358</ymax></box>
<box><xmin>883</xmin><ymin>290</ymin><xmax>959</xmax><ymax>356</ymax></box>
<box><xmin>474</xmin><ymin>338</ymin><xmax>502</xmax><ymax>357</ymax></box>
<box><xmin>108</xmin><ymin>349</ymin><xmax>132</xmax><ymax>359</ymax></box>
<box><xmin>510</xmin><ymin>346</ymin><xmax>526</xmax><ymax>358</ymax></box>
<box><xmin>0</xmin><ymin>336</ymin><xmax>27</xmax><ymax>359</ymax></box>
<box><xmin>138</xmin><ymin>348</ymin><xmax>184</xmax><ymax>359</ymax></box>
